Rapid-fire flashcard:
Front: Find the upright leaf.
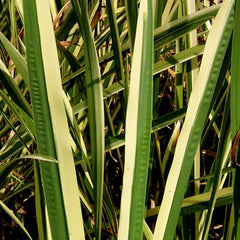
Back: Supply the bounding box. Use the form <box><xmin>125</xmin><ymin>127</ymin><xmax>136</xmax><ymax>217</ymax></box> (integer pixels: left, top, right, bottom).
<box><xmin>35</xmin><ymin>1</ymin><xmax>85</xmax><ymax>239</ymax></box>
<box><xmin>106</xmin><ymin>0</ymin><xmax>124</xmax><ymax>81</ymax></box>
<box><xmin>231</xmin><ymin>0</ymin><xmax>240</xmax><ymax>238</ymax></box>
<box><xmin>71</xmin><ymin>1</ymin><xmax>105</xmax><ymax>239</ymax></box>
<box><xmin>153</xmin><ymin>0</ymin><xmax>234</xmax><ymax>239</ymax></box>
<box><xmin>23</xmin><ymin>0</ymin><xmax>84</xmax><ymax>239</ymax></box>
<box><xmin>118</xmin><ymin>0</ymin><xmax>153</xmax><ymax>239</ymax></box>
<box><xmin>125</xmin><ymin>0</ymin><xmax>138</xmax><ymax>54</ymax></box>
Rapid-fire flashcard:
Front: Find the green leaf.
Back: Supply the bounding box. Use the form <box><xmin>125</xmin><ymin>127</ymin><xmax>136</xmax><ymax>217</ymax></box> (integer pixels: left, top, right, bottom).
<box><xmin>153</xmin><ymin>0</ymin><xmax>234</xmax><ymax>239</ymax></box>
<box><xmin>0</xmin><ymin>89</ymin><xmax>35</xmax><ymax>139</ymax></box>
<box><xmin>0</xmin><ymin>59</ymin><xmax>32</xmax><ymax>116</ymax></box>
<box><xmin>23</xmin><ymin>0</ymin><xmax>84</xmax><ymax>239</ymax></box>
<box><xmin>0</xmin><ymin>200</ymin><xmax>32</xmax><ymax>240</ymax></box>
<box><xmin>202</xmin><ymin>94</ymin><xmax>231</xmax><ymax>239</ymax></box>
<box><xmin>0</xmin><ymin>153</ymin><xmax>58</xmax><ymax>188</ymax></box>
<box><xmin>231</xmin><ymin>0</ymin><xmax>240</xmax><ymax>238</ymax></box>
<box><xmin>35</xmin><ymin>0</ymin><xmax>85</xmax><ymax>238</ymax></box>
<box><xmin>71</xmin><ymin>1</ymin><xmax>105</xmax><ymax>239</ymax></box>
<box><xmin>146</xmin><ymin>187</ymin><xmax>233</xmax><ymax>217</ymax></box>
<box><xmin>0</xmin><ymin>31</ymin><xmax>29</xmax><ymax>88</ymax></box>
<box><xmin>154</xmin><ymin>4</ymin><xmax>220</xmax><ymax>49</ymax></box>
<box><xmin>118</xmin><ymin>0</ymin><xmax>153</xmax><ymax>239</ymax></box>
<box><xmin>106</xmin><ymin>0</ymin><xmax>124</xmax><ymax>81</ymax></box>
<box><xmin>125</xmin><ymin>0</ymin><xmax>138</xmax><ymax>53</ymax></box>
<box><xmin>0</xmin><ymin>130</ymin><xmax>33</xmax><ymax>161</ymax></box>
<box><xmin>72</xmin><ymin>44</ymin><xmax>204</xmax><ymax>116</ymax></box>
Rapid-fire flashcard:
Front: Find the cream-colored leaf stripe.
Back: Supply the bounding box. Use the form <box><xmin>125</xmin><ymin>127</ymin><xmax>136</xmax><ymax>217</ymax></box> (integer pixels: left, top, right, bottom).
<box><xmin>35</xmin><ymin>0</ymin><xmax>85</xmax><ymax>239</ymax></box>
<box><xmin>153</xmin><ymin>0</ymin><xmax>234</xmax><ymax>239</ymax></box>
<box><xmin>118</xmin><ymin>0</ymin><xmax>153</xmax><ymax>238</ymax></box>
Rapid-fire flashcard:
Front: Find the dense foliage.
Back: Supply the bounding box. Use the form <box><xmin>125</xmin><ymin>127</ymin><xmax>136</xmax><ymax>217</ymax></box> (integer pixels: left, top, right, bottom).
<box><xmin>0</xmin><ymin>0</ymin><xmax>239</xmax><ymax>239</ymax></box>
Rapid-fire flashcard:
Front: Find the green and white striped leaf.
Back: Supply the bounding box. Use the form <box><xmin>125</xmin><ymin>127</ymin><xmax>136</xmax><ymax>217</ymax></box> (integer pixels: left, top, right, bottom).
<box><xmin>23</xmin><ymin>0</ymin><xmax>84</xmax><ymax>239</ymax></box>
<box><xmin>36</xmin><ymin>1</ymin><xmax>85</xmax><ymax>238</ymax></box>
<box><xmin>71</xmin><ymin>1</ymin><xmax>105</xmax><ymax>239</ymax></box>
<box><xmin>118</xmin><ymin>0</ymin><xmax>153</xmax><ymax>239</ymax></box>
<box><xmin>153</xmin><ymin>0</ymin><xmax>234</xmax><ymax>239</ymax></box>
